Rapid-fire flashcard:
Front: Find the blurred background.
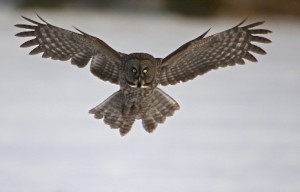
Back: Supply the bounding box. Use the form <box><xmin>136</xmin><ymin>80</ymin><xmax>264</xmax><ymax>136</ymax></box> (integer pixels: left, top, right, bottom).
<box><xmin>1</xmin><ymin>1</ymin><xmax>300</xmax><ymax>192</ymax></box>
<box><xmin>1</xmin><ymin>0</ymin><xmax>300</xmax><ymax>16</ymax></box>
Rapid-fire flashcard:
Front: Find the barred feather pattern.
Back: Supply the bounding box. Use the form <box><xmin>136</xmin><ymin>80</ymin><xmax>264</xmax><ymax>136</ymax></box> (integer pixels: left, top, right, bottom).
<box><xmin>15</xmin><ymin>16</ymin><xmax>271</xmax><ymax>136</ymax></box>
<box><xmin>89</xmin><ymin>88</ymin><xmax>179</xmax><ymax>135</ymax></box>
<box><xmin>160</xmin><ymin>19</ymin><xmax>272</xmax><ymax>85</ymax></box>
<box><xmin>141</xmin><ymin>88</ymin><xmax>180</xmax><ymax>133</ymax></box>
<box><xmin>15</xmin><ymin>15</ymin><xmax>122</xmax><ymax>84</ymax></box>
<box><xmin>89</xmin><ymin>91</ymin><xmax>136</xmax><ymax>136</ymax></box>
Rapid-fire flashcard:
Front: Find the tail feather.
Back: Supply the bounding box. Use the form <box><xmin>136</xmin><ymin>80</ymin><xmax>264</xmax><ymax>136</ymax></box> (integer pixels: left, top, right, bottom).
<box><xmin>142</xmin><ymin>117</ymin><xmax>158</xmax><ymax>133</ymax></box>
<box><xmin>89</xmin><ymin>88</ymin><xmax>180</xmax><ymax>135</ymax></box>
<box><xmin>89</xmin><ymin>91</ymin><xmax>135</xmax><ymax>136</ymax></box>
<box><xmin>141</xmin><ymin>88</ymin><xmax>180</xmax><ymax>133</ymax></box>
<box><xmin>151</xmin><ymin>108</ymin><xmax>166</xmax><ymax>123</ymax></box>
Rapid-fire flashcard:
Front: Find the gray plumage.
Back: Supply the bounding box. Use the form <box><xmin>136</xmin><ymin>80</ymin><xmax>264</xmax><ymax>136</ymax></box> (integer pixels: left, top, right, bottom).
<box><xmin>15</xmin><ymin>15</ymin><xmax>271</xmax><ymax>135</ymax></box>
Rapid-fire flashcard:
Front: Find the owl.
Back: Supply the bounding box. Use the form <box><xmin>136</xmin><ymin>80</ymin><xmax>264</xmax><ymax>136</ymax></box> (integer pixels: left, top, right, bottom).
<box><xmin>15</xmin><ymin>15</ymin><xmax>271</xmax><ymax>135</ymax></box>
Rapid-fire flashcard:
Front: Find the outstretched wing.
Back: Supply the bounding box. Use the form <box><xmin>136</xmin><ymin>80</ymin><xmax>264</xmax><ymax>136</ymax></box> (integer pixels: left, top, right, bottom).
<box><xmin>159</xmin><ymin>19</ymin><xmax>272</xmax><ymax>86</ymax></box>
<box><xmin>15</xmin><ymin>15</ymin><xmax>123</xmax><ymax>84</ymax></box>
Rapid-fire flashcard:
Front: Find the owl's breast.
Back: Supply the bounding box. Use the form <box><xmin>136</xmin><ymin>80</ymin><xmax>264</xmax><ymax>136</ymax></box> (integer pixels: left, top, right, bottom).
<box><xmin>121</xmin><ymin>86</ymin><xmax>154</xmax><ymax>116</ymax></box>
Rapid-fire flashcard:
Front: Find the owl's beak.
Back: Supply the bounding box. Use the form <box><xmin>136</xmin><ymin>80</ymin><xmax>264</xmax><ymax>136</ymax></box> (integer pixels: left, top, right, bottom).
<box><xmin>137</xmin><ymin>76</ymin><xmax>142</xmax><ymax>88</ymax></box>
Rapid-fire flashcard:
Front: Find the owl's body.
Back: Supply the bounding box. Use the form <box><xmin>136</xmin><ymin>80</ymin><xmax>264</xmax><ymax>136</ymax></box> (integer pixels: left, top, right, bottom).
<box><xmin>91</xmin><ymin>53</ymin><xmax>179</xmax><ymax>135</ymax></box>
<box><xmin>15</xmin><ymin>15</ymin><xmax>271</xmax><ymax>135</ymax></box>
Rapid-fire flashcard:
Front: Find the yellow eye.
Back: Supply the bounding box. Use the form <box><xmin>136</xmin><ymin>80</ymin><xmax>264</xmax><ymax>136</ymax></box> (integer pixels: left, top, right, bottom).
<box><xmin>143</xmin><ymin>69</ymin><xmax>148</xmax><ymax>74</ymax></box>
<box><xmin>132</xmin><ymin>68</ymin><xmax>137</xmax><ymax>73</ymax></box>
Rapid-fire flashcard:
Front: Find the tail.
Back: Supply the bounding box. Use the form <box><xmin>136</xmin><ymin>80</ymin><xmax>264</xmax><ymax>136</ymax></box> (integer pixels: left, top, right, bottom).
<box><xmin>89</xmin><ymin>89</ymin><xmax>180</xmax><ymax>135</ymax></box>
<box><xmin>89</xmin><ymin>91</ymin><xmax>135</xmax><ymax>136</ymax></box>
<box><xmin>141</xmin><ymin>88</ymin><xmax>180</xmax><ymax>133</ymax></box>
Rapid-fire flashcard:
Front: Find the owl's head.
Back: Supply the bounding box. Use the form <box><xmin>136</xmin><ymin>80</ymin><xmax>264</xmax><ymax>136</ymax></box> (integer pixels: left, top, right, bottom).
<box><xmin>124</xmin><ymin>53</ymin><xmax>157</xmax><ymax>88</ymax></box>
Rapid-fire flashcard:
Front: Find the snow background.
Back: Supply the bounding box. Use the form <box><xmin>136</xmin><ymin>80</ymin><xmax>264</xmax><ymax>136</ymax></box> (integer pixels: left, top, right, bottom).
<box><xmin>1</xmin><ymin>7</ymin><xmax>300</xmax><ymax>192</ymax></box>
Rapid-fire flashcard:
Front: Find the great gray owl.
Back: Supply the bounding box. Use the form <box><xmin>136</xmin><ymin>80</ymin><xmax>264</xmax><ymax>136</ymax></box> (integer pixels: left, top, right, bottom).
<box><xmin>15</xmin><ymin>15</ymin><xmax>271</xmax><ymax>135</ymax></box>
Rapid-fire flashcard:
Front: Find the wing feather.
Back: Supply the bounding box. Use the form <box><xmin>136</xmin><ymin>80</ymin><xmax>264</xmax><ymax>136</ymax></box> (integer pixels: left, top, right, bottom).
<box><xmin>160</xmin><ymin>19</ymin><xmax>272</xmax><ymax>86</ymax></box>
<box><xmin>15</xmin><ymin>15</ymin><xmax>124</xmax><ymax>84</ymax></box>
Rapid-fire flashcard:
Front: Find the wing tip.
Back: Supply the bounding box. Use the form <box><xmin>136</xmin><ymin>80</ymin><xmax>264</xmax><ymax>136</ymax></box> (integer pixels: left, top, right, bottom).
<box><xmin>21</xmin><ymin>15</ymin><xmax>40</xmax><ymax>25</ymax></box>
<box><xmin>235</xmin><ymin>17</ymin><xmax>248</xmax><ymax>28</ymax></box>
<box><xmin>35</xmin><ymin>13</ymin><xmax>49</xmax><ymax>24</ymax></box>
<box><xmin>19</xmin><ymin>14</ymin><xmax>49</xmax><ymax>26</ymax></box>
<box><xmin>197</xmin><ymin>27</ymin><xmax>211</xmax><ymax>39</ymax></box>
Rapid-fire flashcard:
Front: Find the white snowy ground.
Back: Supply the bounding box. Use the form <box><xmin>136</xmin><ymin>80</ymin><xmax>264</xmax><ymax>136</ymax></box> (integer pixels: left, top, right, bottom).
<box><xmin>0</xmin><ymin>7</ymin><xmax>299</xmax><ymax>192</ymax></box>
